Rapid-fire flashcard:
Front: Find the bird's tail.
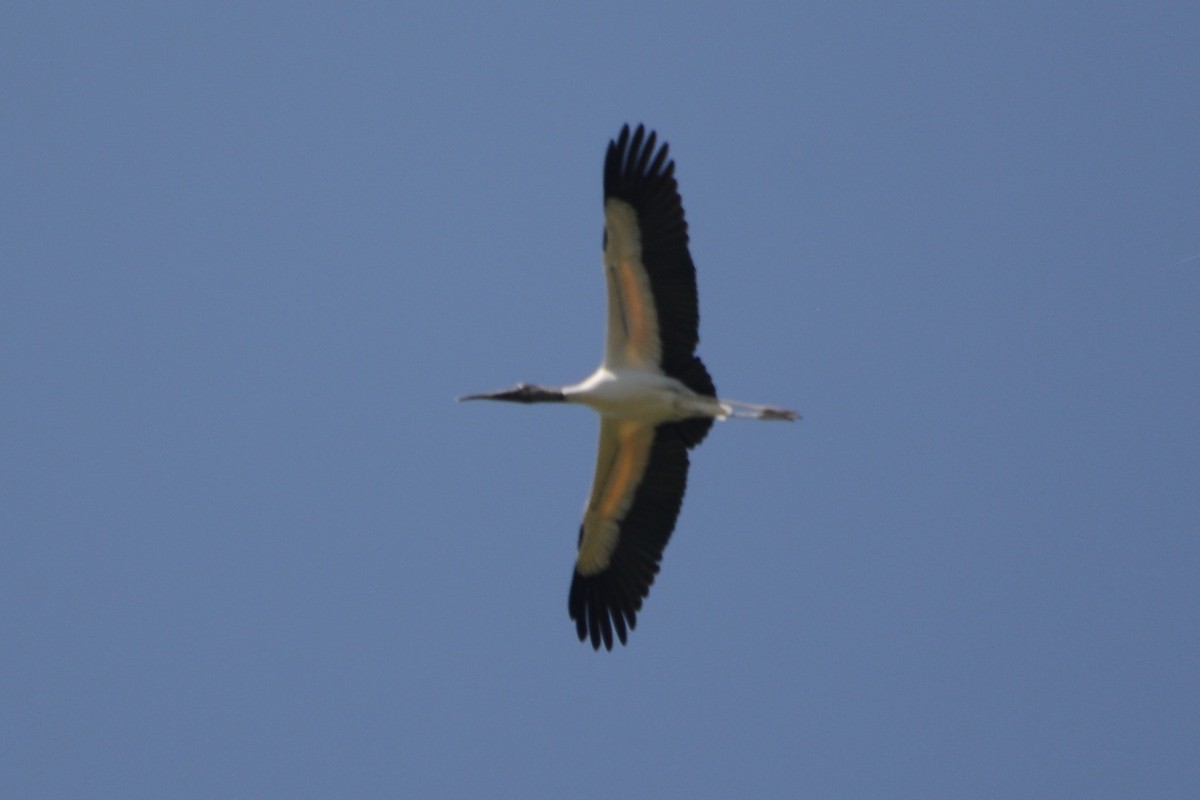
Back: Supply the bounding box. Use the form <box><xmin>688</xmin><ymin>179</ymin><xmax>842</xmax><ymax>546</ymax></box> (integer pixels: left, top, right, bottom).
<box><xmin>717</xmin><ymin>399</ymin><xmax>800</xmax><ymax>421</ymax></box>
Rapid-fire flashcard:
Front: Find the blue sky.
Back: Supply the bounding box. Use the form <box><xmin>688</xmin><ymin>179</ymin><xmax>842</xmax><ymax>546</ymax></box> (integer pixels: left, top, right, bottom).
<box><xmin>3</xmin><ymin>3</ymin><xmax>1198</xmax><ymax>797</ymax></box>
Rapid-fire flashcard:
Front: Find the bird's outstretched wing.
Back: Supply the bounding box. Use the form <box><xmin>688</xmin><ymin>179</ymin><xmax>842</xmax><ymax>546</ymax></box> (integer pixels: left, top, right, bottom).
<box><xmin>602</xmin><ymin>124</ymin><xmax>702</xmax><ymax>381</ymax></box>
<box><xmin>568</xmin><ymin>420</ymin><xmax>694</xmax><ymax>650</ymax></box>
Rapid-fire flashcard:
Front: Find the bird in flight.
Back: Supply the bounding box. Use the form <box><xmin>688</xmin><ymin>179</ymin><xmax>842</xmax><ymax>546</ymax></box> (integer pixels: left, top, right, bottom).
<box><xmin>461</xmin><ymin>124</ymin><xmax>797</xmax><ymax>650</ymax></box>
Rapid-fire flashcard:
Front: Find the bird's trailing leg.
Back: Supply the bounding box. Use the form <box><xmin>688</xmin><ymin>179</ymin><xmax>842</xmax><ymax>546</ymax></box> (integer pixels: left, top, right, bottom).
<box><xmin>717</xmin><ymin>399</ymin><xmax>800</xmax><ymax>421</ymax></box>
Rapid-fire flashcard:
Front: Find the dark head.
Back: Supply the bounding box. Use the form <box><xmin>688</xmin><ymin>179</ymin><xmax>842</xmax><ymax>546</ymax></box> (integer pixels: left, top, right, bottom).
<box><xmin>457</xmin><ymin>382</ymin><xmax>566</xmax><ymax>404</ymax></box>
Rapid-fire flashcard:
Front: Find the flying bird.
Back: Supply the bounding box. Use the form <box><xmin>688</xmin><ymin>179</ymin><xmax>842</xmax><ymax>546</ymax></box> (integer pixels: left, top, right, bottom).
<box><xmin>461</xmin><ymin>124</ymin><xmax>797</xmax><ymax>650</ymax></box>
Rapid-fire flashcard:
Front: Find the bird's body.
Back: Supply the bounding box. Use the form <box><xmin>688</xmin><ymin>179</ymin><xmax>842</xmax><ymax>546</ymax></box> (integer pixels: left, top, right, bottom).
<box><xmin>563</xmin><ymin>368</ymin><xmax>723</xmax><ymax>421</ymax></box>
<box><xmin>462</xmin><ymin>125</ymin><xmax>797</xmax><ymax>650</ymax></box>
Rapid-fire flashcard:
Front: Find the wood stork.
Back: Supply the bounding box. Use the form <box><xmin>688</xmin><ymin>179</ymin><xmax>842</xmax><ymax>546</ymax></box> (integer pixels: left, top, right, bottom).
<box><xmin>461</xmin><ymin>124</ymin><xmax>797</xmax><ymax>650</ymax></box>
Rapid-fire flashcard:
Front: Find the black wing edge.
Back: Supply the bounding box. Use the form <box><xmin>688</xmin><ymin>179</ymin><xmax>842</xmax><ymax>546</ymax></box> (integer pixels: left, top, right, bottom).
<box><xmin>567</xmin><ymin>423</ymin><xmax>693</xmax><ymax>651</ymax></box>
<box><xmin>603</xmin><ymin>124</ymin><xmax>701</xmax><ymax>381</ymax></box>
<box><xmin>675</xmin><ymin>355</ymin><xmax>716</xmax><ymax>448</ymax></box>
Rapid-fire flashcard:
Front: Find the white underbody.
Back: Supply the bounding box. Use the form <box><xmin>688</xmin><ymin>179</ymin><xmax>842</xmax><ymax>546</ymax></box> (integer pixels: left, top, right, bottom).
<box><xmin>563</xmin><ymin>367</ymin><xmax>722</xmax><ymax>422</ymax></box>
<box><xmin>562</xmin><ymin>366</ymin><xmax>795</xmax><ymax>423</ymax></box>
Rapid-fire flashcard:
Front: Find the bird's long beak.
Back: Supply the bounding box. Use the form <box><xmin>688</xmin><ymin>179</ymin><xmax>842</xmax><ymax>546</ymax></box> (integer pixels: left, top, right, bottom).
<box><xmin>457</xmin><ymin>383</ymin><xmax>564</xmax><ymax>404</ymax></box>
<box><xmin>457</xmin><ymin>390</ymin><xmax>504</xmax><ymax>402</ymax></box>
<box><xmin>458</xmin><ymin>384</ymin><xmax>528</xmax><ymax>402</ymax></box>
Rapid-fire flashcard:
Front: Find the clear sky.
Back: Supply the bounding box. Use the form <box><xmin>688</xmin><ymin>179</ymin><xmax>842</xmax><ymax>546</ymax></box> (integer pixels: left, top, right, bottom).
<box><xmin>4</xmin><ymin>3</ymin><xmax>1198</xmax><ymax>798</ymax></box>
